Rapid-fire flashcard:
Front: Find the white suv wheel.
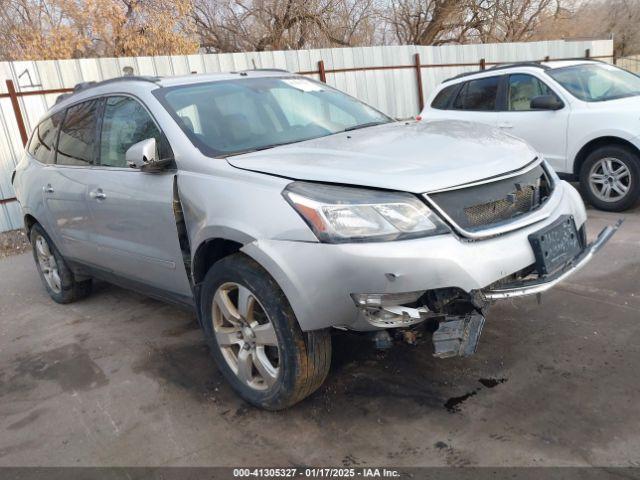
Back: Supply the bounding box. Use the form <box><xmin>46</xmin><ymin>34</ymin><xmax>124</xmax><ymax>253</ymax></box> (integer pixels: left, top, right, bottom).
<box><xmin>588</xmin><ymin>157</ymin><xmax>631</xmax><ymax>202</ymax></box>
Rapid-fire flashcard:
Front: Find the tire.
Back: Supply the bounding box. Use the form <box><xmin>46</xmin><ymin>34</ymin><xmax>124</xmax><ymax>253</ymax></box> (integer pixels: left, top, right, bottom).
<box><xmin>200</xmin><ymin>253</ymin><xmax>331</xmax><ymax>410</ymax></box>
<box><xmin>30</xmin><ymin>223</ymin><xmax>92</xmax><ymax>304</ymax></box>
<box><xmin>579</xmin><ymin>144</ymin><xmax>640</xmax><ymax>212</ymax></box>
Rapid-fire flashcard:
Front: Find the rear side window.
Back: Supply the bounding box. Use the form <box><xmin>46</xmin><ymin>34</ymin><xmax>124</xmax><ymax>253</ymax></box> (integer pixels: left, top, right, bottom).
<box><xmin>56</xmin><ymin>99</ymin><xmax>100</xmax><ymax>166</ymax></box>
<box><xmin>453</xmin><ymin>77</ymin><xmax>499</xmax><ymax>111</ymax></box>
<box><xmin>99</xmin><ymin>96</ymin><xmax>169</xmax><ymax>168</ymax></box>
<box><xmin>27</xmin><ymin>113</ymin><xmax>63</xmax><ymax>164</ymax></box>
<box><xmin>431</xmin><ymin>84</ymin><xmax>458</xmax><ymax>110</ymax></box>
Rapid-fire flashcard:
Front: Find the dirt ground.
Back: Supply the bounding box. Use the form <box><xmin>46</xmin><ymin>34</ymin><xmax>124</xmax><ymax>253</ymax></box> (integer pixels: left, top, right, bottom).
<box><xmin>0</xmin><ymin>206</ymin><xmax>638</xmax><ymax>468</ymax></box>
<box><xmin>0</xmin><ymin>230</ymin><xmax>30</xmax><ymax>259</ymax></box>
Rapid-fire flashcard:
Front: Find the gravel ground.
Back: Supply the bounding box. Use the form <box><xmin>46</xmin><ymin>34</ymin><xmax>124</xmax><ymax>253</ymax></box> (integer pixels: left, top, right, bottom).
<box><xmin>0</xmin><ymin>230</ymin><xmax>30</xmax><ymax>259</ymax></box>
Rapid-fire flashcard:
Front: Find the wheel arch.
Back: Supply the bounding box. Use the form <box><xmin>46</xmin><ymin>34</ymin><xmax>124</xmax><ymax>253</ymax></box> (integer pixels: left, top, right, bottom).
<box><xmin>191</xmin><ymin>234</ymin><xmax>315</xmax><ymax>332</ymax></box>
<box><xmin>573</xmin><ymin>136</ymin><xmax>640</xmax><ymax>176</ymax></box>
<box><xmin>192</xmin><ymin>237</ymin><xmax>245</xmax><ymax>285</ymax></box>
<box><xmin>23</xmin><ymin>213</ymin><xmax>40</xmax><ymax>236</ymax></box>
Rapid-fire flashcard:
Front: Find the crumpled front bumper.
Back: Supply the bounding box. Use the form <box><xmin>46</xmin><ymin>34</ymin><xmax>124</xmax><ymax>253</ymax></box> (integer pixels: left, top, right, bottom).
<box><xmin>244</xmin><ymin>181</ymin><xmax>594</xmax><ymax>331</ymax></box>
<box><xmin>481</xmin><ymin>219</ymin><xmax>622</xmax><ymax>300</ymax></box>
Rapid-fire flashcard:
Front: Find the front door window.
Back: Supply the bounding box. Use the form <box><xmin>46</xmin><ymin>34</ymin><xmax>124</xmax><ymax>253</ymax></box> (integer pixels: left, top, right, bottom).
<box><xmin>508</xmin><ymin>74</ymin><xmax>559</xmax><ymax>111</ymax></box>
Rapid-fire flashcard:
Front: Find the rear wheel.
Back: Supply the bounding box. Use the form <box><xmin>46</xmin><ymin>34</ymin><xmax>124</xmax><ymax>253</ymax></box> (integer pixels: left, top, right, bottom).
<box><xmin>200</xmin><ymin>253</ymin><xmax>331</xmax><ymax>410</ymax></box>
<box><xmin>579</xmin><ymin>145</ymin><xmax>640</xmax><ymax>211</ymax></box>
<box><xmin>30</xmin><ymin>223</ymin><xmax>92</xmax><ymax>303</ymax></box>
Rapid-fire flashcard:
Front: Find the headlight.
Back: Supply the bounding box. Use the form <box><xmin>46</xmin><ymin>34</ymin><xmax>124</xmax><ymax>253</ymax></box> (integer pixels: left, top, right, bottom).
<box><xmin>282</xmin><ymin>182</ymin><xmax>450</xmax><ymax>243</ymax></box>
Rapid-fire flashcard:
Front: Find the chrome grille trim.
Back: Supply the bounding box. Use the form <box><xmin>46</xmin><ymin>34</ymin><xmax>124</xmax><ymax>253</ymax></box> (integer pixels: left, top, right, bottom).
<box><xmin>427</xmin><ymin>157</ymin><xmax>542</xmax><ymax>194</ymax></box>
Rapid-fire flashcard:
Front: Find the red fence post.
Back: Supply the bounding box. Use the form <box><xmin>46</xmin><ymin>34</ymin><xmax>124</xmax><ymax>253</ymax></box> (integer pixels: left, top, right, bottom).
<box><xmin>479</xmin><ymin>58</ymin><xmax>486</xmax><ymax>70</ymax></box>
<box><xmin>414</xmin><ymin>53</ymin><xmax>424</xmax><ymax>112</ymax></box>
<box><xmin>6</xmin><ymin>80</ymin><xmax>28</xmax><ymax>146</ymax></box>
<box><xmin>318</xmin><ymin>60</ymin><xmax>327</xmax><ymax>83</ymax></box>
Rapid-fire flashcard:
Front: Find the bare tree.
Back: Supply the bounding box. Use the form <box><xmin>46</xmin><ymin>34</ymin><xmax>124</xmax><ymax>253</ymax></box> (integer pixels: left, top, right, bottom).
<box><xmin>1</xmin><ymin>0</ymin><xmax>634</xmax><ymax>61</ymax></box>
<box><xmin>382</xmin><ymin>0</ymin><xmax>562</xmax><ymax>46</ymax></box>
<box><xmin>0</xmin><ymin>0</ymin><xmax>198</xmax><ymax>61</ymax></box>
<box><xmin>532</xmin><ymin>0</ymin><xmax>640</xmax><ymax>57</ymax></box>
<box><xmin>471</xmin><ymin>0</ymin><xmax>562</xmax><ymax>43</ymax></box>
<box><xmin>590</xmin><ymin>0</ymin><xmax>640</xmax><ymax>57</ymax></box>
<box><xmin>193</xmin><ymin>0</ymin><xmax>378</xmax><ymax>52</ymax></box>
<box><xmin>382</xmin><ymin>0</ymin><xmax>467</xmax><ymax>45</ymax></box>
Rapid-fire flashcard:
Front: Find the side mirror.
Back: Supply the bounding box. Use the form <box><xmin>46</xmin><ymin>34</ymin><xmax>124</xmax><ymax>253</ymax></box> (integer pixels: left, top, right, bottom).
<box><xmin>530</xmin><ymin>95</ymin><xmax>564</xmax><ymax>111</ymax></box>
<box><xmin>126</xmin><ymin>138</ymin><xmax>157</xmax><ymax>169</ymax></box>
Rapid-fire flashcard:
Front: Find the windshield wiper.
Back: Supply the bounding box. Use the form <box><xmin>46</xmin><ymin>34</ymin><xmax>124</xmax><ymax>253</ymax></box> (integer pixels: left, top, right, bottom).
<box><xmin>343</xmin><ymin>121</ymin><xmax>387</xmax><ymax>132</ymax></box>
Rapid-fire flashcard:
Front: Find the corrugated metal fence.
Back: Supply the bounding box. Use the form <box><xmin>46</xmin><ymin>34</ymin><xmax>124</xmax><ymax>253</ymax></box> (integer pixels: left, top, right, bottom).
<box><xmin>0</xmin><ymin>39</ymin><xmax>613</xmax><ymax>232</ymax></box>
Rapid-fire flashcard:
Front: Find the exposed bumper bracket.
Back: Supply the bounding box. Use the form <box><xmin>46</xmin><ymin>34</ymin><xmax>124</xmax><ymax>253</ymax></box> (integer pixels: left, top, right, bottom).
<box><xmin>481</xmin><ymin>219</ymin><xmax>623</xmax><ymax>300</ymax></box>
<box><xmin>432</xmin><ymin>313</ymin><xmax>486</xmax><ymax>358</ymax></box>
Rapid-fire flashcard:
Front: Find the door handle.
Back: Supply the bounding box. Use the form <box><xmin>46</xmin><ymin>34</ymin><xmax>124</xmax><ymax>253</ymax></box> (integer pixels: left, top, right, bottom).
<box><xmin>89</xmin><ymin>189</ymin><xmax>106</xmax><ymax>200</ymax></box>
<box><xmin>498</xmin><ymin>123</ymin><xmax>514</xmax><ymax>129</ymax></box>
<box><xmin>43</xmin><ymin>184</ymin><xmax>54</xmax><ymax>194</ymax></box>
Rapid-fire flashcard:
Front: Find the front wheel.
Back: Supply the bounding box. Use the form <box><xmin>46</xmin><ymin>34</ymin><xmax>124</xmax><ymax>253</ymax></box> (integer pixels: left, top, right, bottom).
<box><xmin>200</xmin><ymin>253</ymin><xmax>331</xmax><ymax>410</ymax></box>
<box><xmin>579</xmin><ymin>145</ymin><xmax>640</xmax><ymax>211</ymax></box>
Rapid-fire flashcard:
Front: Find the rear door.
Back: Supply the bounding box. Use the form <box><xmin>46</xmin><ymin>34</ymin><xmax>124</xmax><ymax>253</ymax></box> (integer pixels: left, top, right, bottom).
<box><xmin>496</xmin><ymin>73</ymin><xmax>570</xmax><ymax>171</ymax></box>
<box><xmin>24</xmin><ymin>112</ymin><xmax>64</xmax><ymax>242</ymax></box>
<box><xmin>86</xmin><ymin>95</ymin><xmax>191</xmax><ymax>299</ymax></box>
<box><xmin>426</xmin><ymin>76</ymin><xmax>501</xmax><ymax>127</ymax></box>
<box><xmin>43</xmin><ymin>99</ymin><xmax>101</xmax><ymax>263</ymax></box>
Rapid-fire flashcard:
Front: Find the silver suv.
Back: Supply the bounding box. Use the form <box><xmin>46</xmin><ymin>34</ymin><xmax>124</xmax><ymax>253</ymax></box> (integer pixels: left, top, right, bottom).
<box><xmin>12</xmin><ymin>71</ymin><xmax>618</xmax><ymax>409</ymax></box>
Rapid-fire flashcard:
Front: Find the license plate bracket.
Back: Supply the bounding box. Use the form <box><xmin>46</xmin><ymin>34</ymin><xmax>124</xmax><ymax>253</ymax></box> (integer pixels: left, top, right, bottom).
<box><xmin>529</xmin><ymin>215</ymin><xmax>582</xmax><ymax>276</ymax></box>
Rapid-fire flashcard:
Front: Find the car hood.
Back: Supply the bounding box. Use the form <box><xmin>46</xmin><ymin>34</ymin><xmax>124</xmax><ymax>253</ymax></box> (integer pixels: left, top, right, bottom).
<box><xmin>586</xmin><ymin>94</ymin><xmax>640</xmax><ymax>111</ymax></box>
<box><xmin>226</xmin><ymin>120</ymin><xmax>538</xmax><ymax>193</ymax></box>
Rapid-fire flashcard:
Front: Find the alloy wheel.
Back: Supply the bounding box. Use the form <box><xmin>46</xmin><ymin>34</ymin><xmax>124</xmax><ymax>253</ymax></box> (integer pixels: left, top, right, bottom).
<box><xmin>34</xmin><ymin>235</ymin><xmax>61</xmax><ymax>293</ymax></box>
<box><xmin>212</xmin><ymin>282</ymin><xmax>280</xmax><ymax>390</ymax></box>
<box><xmin>589</xmin><ymin>157</ymin><xmax>631</xmax><ymax>202</ymax></box>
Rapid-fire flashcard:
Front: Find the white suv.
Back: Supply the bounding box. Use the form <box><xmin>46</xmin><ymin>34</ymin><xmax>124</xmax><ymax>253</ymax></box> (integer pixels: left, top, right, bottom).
<box><xmin>421</xmin><ymin>60</ymin><xmax>640</xmax><ymax>211</ymax></box>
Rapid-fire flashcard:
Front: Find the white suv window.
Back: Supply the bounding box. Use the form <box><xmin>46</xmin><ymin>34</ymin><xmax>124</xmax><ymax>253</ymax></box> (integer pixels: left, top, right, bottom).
<box><xmin>452</xmin><ymin>76</ymin><xmax>500</xmax><ymax>111</ymax></box>
<box><xmin>508</xmin><ymin>74</ymin><xmax>557</xmax><ymax>111</ymax></box>
<box><xmin>430</xmin><ymin>84</ymin><xmax>459</xmax><ymax>110</ymax></box>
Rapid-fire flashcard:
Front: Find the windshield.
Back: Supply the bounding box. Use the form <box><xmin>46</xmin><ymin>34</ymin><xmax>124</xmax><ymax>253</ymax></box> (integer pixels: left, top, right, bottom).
<box><xmin>154</xmin><ymin>76</ymin><xmax>391</xmax><ymax>157</ymax></box>
<box><xmin>547</xmin><ymin>63</ymin><xmax>640</xmax><ymax>102</ymax></box>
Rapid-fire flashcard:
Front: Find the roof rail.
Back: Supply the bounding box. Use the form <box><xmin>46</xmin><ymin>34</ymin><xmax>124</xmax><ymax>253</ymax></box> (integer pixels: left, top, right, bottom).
<box><xmin>55</xmin><ymin>75</ymin><xmax>161</xmax><ymax>105</ymax></box>
<box><xmin>73</xmin><ymin>75</ymin><xmax>161</xmax><ymax>92</ymax></box>
<box><xmin>543</xmin><ymin>57</ymin><xmax>604</xmax><ymax>64</ymax></box>
<box><xmin>247</xmin><ymin>68</ymin><xmax>290</xmax><ymax>72</ymax></box>
<box><xmin>489</xmin><ymin>61</ymin><xmax>551</xmax><ymax>71</ymax></box>
<box><xmin>442</xmin><ymin>61</ymin><xmax>549</xmax><ymax>83</ymax></box>
<box><xmin>236</xmin><ymin>68</ymin><xmax>291</xmax><ymax>76</ymax></box>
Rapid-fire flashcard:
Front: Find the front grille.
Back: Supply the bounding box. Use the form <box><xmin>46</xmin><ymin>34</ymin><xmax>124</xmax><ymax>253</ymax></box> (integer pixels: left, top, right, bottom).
<box><xmin>463</xmin><ymin>185</ymin><xmax>535</xmax><ymax>227</ymax></box>
<box><xmin>428</xmin><ymin>163</ymin><xmax>553</xmax><ymax>231</ymax></box>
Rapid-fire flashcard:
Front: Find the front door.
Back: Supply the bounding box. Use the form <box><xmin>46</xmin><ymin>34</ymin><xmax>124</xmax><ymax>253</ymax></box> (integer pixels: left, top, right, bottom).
<box><xmin>497</xmin><ymin>73</ymin><xmax>570</xmax><ymax>172</ymax></box>
<box><xmin>86</xmin><ymin>95</ymin><xmax>192</xmax><ymax>299</ymax></box>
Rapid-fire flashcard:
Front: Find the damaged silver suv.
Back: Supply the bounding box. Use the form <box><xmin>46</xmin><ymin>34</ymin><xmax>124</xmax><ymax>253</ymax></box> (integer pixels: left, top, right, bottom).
<box><xmin>13</xmin><ymin>71</ymin><xmax>619</xmax><ymax>409</ymax></box>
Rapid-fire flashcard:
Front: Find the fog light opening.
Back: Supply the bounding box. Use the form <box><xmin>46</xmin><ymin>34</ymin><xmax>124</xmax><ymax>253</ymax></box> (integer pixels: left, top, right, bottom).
<box><xmin>351</xmin><ymin>291</ymin><xmax>431</xmax><ymax>328</ymax></box>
